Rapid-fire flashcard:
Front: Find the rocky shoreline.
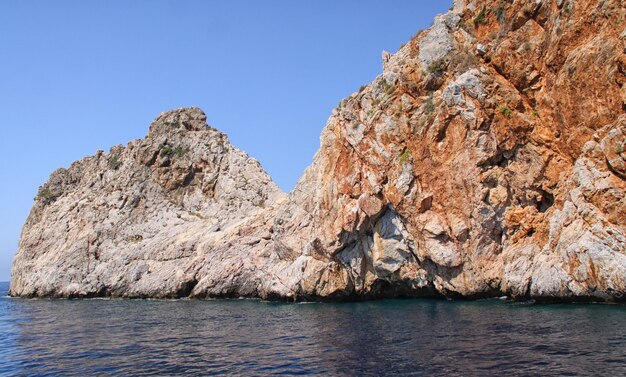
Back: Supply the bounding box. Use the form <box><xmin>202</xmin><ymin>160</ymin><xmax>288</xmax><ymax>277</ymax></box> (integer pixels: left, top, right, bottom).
<box><xmin>10</xmin><ymin>0</ymin><xmax>626</xmax><ymax>302</ymax></box>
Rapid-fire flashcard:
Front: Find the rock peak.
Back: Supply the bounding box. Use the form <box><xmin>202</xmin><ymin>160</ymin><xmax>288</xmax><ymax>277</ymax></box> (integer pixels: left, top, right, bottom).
<box><xmin>148</xmin><ymin>107</ymin><xmax>212</xmax><ymax>135</ymax></box>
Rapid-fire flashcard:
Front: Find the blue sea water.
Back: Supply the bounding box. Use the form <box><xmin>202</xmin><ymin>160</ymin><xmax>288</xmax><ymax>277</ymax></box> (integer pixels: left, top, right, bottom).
<box><xmin>0</xmin><ymin>281</ymin><xmax>625</xmax><ymax>376</ymax></box>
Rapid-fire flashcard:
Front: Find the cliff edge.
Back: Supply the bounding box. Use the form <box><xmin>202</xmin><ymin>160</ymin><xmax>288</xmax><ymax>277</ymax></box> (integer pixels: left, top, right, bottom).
<box><xmin>10</xmin><ymin>0</ymin><xmax>626</xmax><ymax>301</ymax></box>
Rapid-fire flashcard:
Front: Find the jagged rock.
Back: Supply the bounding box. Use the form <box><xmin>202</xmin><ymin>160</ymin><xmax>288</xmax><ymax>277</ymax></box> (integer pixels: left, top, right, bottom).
<box><xmin>419</xmin><ymin>13</ymin><xmax>458</xmax><ymax>70</ymax></box>
<box><xmin>10</xmin><ymin>0</ymin><xmax>626</xmax><ymax>302</ymax></box>
<box><xmin>10</xmin><ymin>107</ymin><xmax>285</xmax><ymax>298</ymax></box>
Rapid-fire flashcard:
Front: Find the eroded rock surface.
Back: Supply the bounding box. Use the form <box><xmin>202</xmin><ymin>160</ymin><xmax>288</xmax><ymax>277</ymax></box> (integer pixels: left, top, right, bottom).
<box><xmin>10</xmin><ymin>0</ymin><xmax>626</xmax><ymax>302</ymax></box>
<box><xmin>10</xmin><ymin>108</ymin><xmax>285</xmax><ymax>298</ymax></box>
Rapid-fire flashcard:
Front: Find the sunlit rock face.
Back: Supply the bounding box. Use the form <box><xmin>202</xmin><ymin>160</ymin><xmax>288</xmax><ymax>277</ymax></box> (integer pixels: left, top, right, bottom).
<box><xmin>9</xmin><ymin>108</ymin><xmax>286</xmax><ymax>298</ymax></box>
<box><xmin>10</xmin><ymin>0</ymin><xmax>626</xmax><ymax>302</ymax></box>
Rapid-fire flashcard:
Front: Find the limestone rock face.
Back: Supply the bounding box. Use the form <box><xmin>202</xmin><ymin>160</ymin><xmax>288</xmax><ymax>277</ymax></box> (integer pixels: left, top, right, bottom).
<box><xmin>260</xmin><ymin>0</ymin><xmax>626</xmax><ymax>302</ymax></box>
<box><xmin>9</xmin><ymin>107</ymin><xmax>285</xmax><ymax>298</ymax></box>
<box><xmin>10</xmin><ymin>0</ymin><xmax>626</xmax><ymax>302</ymax></box>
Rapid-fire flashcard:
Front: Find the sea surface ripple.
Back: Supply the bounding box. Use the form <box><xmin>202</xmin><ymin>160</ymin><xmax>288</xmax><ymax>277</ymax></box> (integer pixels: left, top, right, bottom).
<box><xmin>1</xmin><ymin>282</ymin><xmax>625</xmax><ymax>376</ymax></box>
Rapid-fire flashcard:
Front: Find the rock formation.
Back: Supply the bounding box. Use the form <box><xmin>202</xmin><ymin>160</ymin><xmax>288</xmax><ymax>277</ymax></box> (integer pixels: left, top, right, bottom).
<box><xmin>10</xmin><ymin>0</ymin><xmax>626</xmax><ymax>302</ymax></box>
<box><xmin>10</xmin><ymin>108</ymin><xmax>285</xmax><ymax>298</ymax></box>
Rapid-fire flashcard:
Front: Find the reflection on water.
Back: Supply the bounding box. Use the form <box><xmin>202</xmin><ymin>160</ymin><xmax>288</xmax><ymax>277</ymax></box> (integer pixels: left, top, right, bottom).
<box><xmin>1</xmin><ymin>282</ymin><xmax>625</xmax><ymax>375</ymax></box>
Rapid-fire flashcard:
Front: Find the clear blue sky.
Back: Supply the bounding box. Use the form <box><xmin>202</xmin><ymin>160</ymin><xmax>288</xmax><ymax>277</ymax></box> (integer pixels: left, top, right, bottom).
<box><xmin>0</xmin><ymin>0</ymin><xmax>452</xmax><ymax>282</ymax></box>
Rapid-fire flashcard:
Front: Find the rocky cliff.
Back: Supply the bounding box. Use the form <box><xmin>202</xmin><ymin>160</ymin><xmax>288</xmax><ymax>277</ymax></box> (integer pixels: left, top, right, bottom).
<box><xmin>10</xmin><ymin>108</ymin><xmax>285</xmax><ymax>298</ymax></box>
<box><xmin>10</xmin><ymin>0</ymin><xmax>626</xmax><ymax>302</ymax></box>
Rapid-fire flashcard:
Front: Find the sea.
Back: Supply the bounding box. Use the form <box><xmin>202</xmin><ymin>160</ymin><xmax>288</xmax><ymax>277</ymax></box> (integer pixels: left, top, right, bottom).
<box><xmin>0</xmin><ymin>281</ymin><xmax>625</xmax><ymax>376</ymax></box>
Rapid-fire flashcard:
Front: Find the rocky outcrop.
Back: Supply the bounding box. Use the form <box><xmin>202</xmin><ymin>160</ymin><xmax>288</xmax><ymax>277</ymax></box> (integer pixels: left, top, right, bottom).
<box><xmin>10</xmin><ymin>0</ymin><xmax>626</xmax><ymax>302</ymax></box>
<box><xmin>9</xmin><ymin>108</ymin><xmax>285</xmax><ymax>298</ymax></box>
